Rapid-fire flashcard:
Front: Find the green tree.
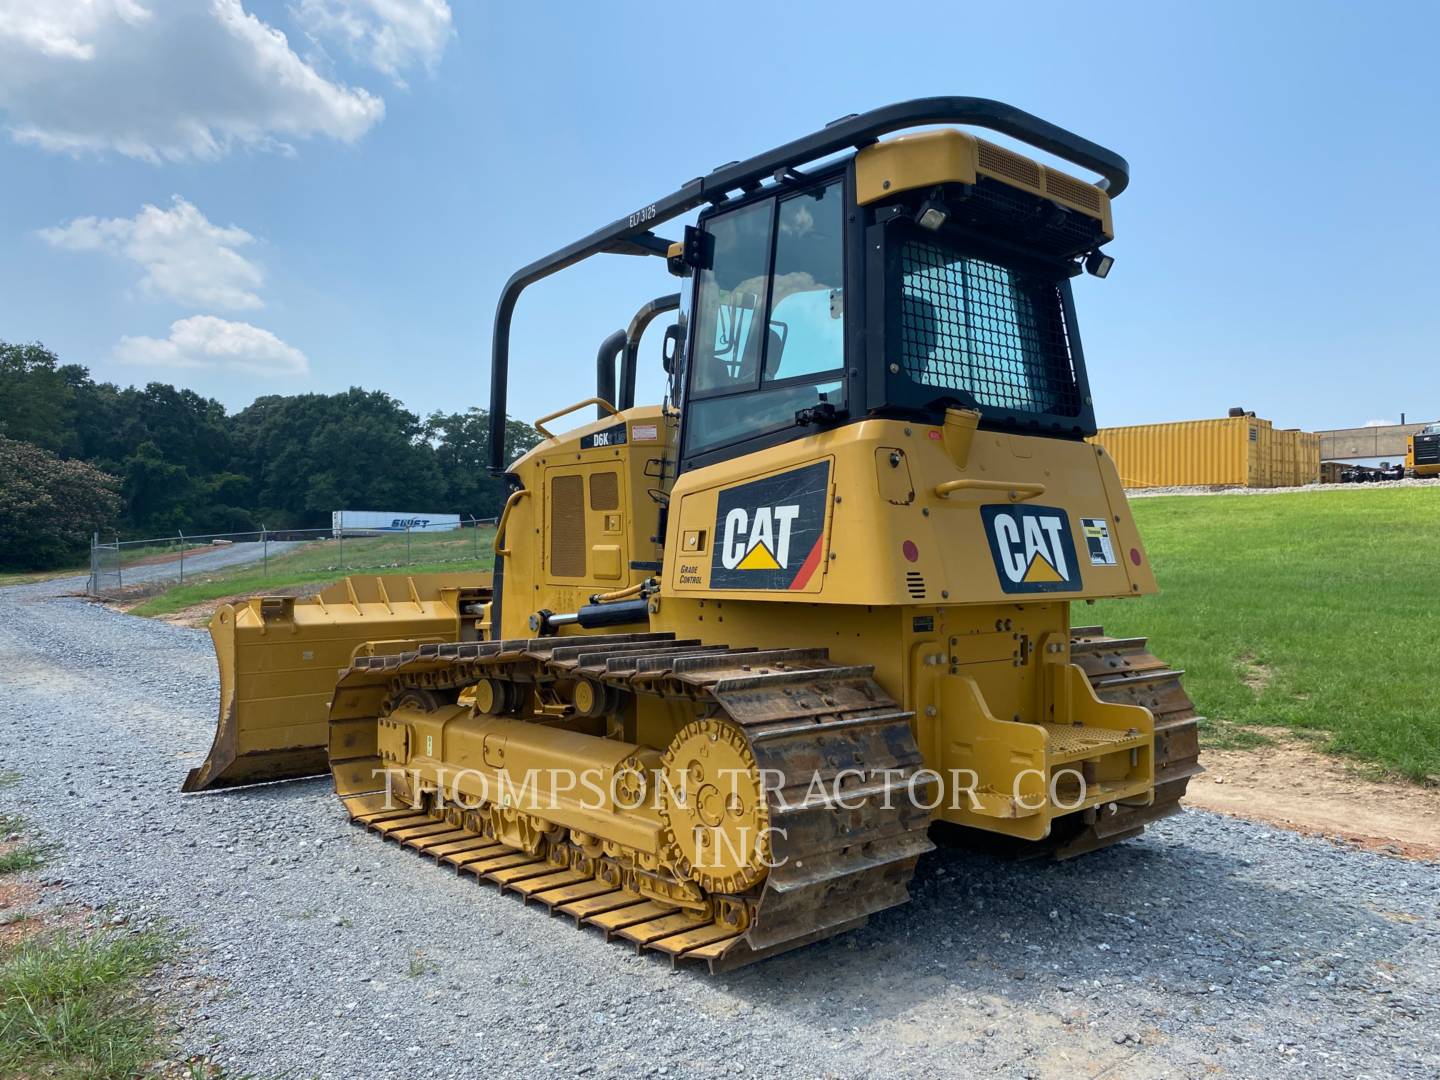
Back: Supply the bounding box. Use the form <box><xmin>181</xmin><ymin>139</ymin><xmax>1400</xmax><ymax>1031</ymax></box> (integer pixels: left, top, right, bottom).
<box><xmin>0</xmin><ymin>337</ymin><xmax>539</xmax><ymax>538</ymax></box>
<box><xmin>0</xmin><ymin>436</ymin><xmax>121</xmax><ymax>570</ymax></box>
<box><xmin>423</xmin><ymin>408</ymin><xmax>543</xmax><ymax>518</ymax></box>
<box><xmin>0</xmin><ymin>342</ymin><xmax>79</xmax><ymax>454</ymax></box>
<box><xmin>230</xmin><ymin>388</ymin><xmax>446</xmax><ymax>526</ymax></box>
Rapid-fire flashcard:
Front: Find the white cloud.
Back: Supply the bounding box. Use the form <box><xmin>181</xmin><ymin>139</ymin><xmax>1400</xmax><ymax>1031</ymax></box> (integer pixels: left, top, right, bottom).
<box><xmin>1363</xmin><ymin>418</ymin><xmax>1397</xmax><ymax>427</ymax></box>
<box><xmin>0</xmin><ymin>0</ymin><xmax>153</xmax><ymax>60</ymax></box>
<box><xmin>116</xmin><ymin>316</ymin><xmax>308</xmax><ymax>376</ymax></box>
<box><xmin>40</xmin><ymin>197</ymin><xmax>265</xmax><ymax>310</ymax></box>
<box><xmin>293</xmin><ymin>0</ymin><xmax>452</xmax><ymax>85</ymax></box>
<box><xmin>0</xmin><ymin>0</ymin><xmax>384</xmax><ymax>162</ymax></box>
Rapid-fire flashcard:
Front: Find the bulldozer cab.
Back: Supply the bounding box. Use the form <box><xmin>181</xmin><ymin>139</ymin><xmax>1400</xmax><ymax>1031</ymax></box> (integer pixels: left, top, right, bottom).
<box><xmin>672</xmin><ymin>134</ymin><xmax>1109</xmax><ymax>475</ymax></box>
<box><xmin>486</xmin><ymin>98</ymin><xmax>1128</xmax><ymax>479</ymax></box>
<box><xmin>481</xmin><ymin>97</ymin><xmax>1138</xmax><ymax>632</ymax></box>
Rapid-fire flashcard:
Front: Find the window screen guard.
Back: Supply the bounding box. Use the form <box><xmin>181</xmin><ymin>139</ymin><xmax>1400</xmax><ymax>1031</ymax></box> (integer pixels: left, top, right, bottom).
<box><xmin>885</xmin><ymin>229</ymin><xmax>1093</xmax><ymax>433</ymax></box>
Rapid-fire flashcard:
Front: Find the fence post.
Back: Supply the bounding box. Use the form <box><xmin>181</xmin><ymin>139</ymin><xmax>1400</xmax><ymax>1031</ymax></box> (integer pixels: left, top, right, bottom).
<box><xmin>178</xmin><ymin>530</ymin><xmax>186</xmax><ymax>584</ymax></box>
<box><xmin>89</xmin><ymin>532</ymin><xmax>98</xmax><ymax>595</ymax></box>
<box><xmin>338</xmin><ymin>511</ymin><xmax>344</xmax><ymax>570</ymax></box>
<box><xmin>262</xmin><ymin>524</ymin><xmax>268</xmax><ymax>576</ymax></box>
<box><xmin>470</xmin><ymin>516</ymin><xmax>478</xmax><ymax>561</ymax></box>
<box><xmin>406</xmin><ymin>523</ymin><xmax>412</xmax><ymax>566</ymax></box>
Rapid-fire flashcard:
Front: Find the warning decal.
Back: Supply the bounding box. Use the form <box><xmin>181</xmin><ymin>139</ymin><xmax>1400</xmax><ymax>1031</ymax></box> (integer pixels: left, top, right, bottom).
<box><xmin>710</xmin><ymin>460</ymin><xmax>830</xmax><ymax>591</ymax></box>
<box><xmin>980</xmin><ymin>504</ymin><xmax>1083</xmax><ymax>594</ymax></box>
<box><xmin>1081</xmin><ymin>517</ymin><xmax>1117</xmax><ymax>566</ymax></box>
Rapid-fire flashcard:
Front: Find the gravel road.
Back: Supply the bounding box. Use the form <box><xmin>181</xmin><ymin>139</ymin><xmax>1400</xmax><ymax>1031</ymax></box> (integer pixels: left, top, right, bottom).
<box><xmin>2</xmin><ymin>576</ymin><xmax>1437</xmax><ymax>1079</ymax></box>
<box><xmin>94</xmin><ymin>538</ymin><xmax>304</xmax><ymax>592</ymax></box>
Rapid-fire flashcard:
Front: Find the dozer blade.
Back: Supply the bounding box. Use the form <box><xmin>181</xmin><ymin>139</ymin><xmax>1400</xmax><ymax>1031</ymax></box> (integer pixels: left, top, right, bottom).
<box><xmin>182</xmin><ymin>573</ymin><xmax>491</xmax><ymax>792</ymax></box>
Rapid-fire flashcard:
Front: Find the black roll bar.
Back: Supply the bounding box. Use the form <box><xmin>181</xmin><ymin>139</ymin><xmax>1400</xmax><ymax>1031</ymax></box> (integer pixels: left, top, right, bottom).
<box><xmin>595</xmin><ymin>329</ymin><xmax>626</xmax><ymax>418</ymax></box>
<box><xmin>489</xmin><ymin>97</ymin><xmax>1130</xmax><ymax>473</ymax></box>
<box><xmin>619</xmin><ymin>294</ymin><xmax>680</xmax><ymax>411</ymax></box>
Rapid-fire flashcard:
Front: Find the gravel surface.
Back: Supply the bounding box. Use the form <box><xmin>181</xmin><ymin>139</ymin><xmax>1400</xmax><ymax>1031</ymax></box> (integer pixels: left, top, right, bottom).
<box><xmin>2</xmin><ymin>575</ymin><xmax>1437</xmax><ymax>1079</ymax></box>
<box><xmin>1127</xmin><ymin>477</ymin><xmax>1439</xmax><ymax>498</ymax></box>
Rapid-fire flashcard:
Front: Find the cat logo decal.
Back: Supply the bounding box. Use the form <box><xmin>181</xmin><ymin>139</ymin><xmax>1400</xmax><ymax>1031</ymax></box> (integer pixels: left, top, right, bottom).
<box><xmin>711</xmin><ymin>461</ymin><xmax>830</xmax><ymax>590</ymax></box>
<box><xmin>981</xmin><ymin>505</ymin><xmax>1083</xmax><ymax>594</ymax></box>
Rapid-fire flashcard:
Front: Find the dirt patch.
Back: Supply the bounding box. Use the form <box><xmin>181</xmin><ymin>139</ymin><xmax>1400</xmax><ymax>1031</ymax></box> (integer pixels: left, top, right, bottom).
<box><xmin>1188</xmin><ymin>728</ymin><xmax>1440</xmax><ymax>860</ymax></box>
<box><xmin>0</xmin><ymin>878</ymin><xmax>90</xmax><ymax>946</ymax></box>
<box><xmin>0</xmin><ymin>878</ymin><xmax>43</xmax><ymax>946</ymax></box>
<box><xmin>1238</xmin><ymin>652</ymin><xmax>1272</xmax><ymax>695</ymax></box>
<box><xmin>89</xmin><ymin>580</ymin><xmax>180</xmax><ymax>607</ymax></box>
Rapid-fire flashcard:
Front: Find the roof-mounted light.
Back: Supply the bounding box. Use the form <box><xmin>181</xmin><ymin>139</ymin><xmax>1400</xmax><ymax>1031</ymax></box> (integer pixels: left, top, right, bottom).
<box><xmin>915</xmin><ymin>196</ymin><xmax>949</xmax><ymax>231</ymax></box>
<box><xmin>1084</xmin><ymin>249</ymin><xmax>1114</xmax><ymax>278</ymax></box>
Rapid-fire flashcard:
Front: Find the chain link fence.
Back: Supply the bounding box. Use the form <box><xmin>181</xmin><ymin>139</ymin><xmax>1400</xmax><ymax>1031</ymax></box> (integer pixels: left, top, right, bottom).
<box><xmin>87</xmin><ymin>516</ymin><xmax>496</xmax><ymax>596</ymax></box>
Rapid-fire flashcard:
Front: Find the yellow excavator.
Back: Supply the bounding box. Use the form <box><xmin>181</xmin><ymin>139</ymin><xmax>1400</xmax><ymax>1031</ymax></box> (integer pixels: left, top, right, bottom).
<box><xmin>185</xmin><ymin>98</ymin><xmax>1200</xmax><ymax>972</ymax></box>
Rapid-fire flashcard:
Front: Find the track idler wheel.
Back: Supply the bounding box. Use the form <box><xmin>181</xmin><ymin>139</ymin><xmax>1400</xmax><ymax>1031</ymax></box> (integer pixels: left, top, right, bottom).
<box><xmin>470</xmin><ymin>677</ymin><xmax>525</xmax><ymax>716</ymax></box>
<box><xmin>659</xmin><ymin>719</ymin><xmax>772</xmax><ymax>895</ymax></box>
<box><xmin>571</xmin><ymin>677</ymin><xmax>620</xmax><ymax>718</ymax></box>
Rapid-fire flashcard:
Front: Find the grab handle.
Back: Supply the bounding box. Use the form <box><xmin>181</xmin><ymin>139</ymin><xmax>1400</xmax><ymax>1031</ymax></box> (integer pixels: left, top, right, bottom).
<box><xmin>493</xmin><ymin>489</ymin><xmax>531</xmax><ymax>558</ymax></box>
<box><xmin>534</xmin><ymin>397</ymin><xmax>620</xmax><ymax>438</ymax></box>
<box><xmin>934</xmin><ymin>479</ymin><xmax>1046</xmax><ymax>503</ymax></box>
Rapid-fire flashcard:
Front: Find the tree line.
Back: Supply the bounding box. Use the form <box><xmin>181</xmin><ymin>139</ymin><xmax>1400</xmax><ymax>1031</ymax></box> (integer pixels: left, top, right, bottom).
<box><xmin>0</xmin><ymin>340</ymin><xmax>540</xmax><ymax>570</ymax></box>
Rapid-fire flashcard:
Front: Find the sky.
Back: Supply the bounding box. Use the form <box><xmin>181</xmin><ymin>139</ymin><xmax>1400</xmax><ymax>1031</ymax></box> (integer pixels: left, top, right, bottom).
<box><xmin>1</xmin><ymin>0</ymin><xmax>1436</xmax><ymax>433</ymax></box>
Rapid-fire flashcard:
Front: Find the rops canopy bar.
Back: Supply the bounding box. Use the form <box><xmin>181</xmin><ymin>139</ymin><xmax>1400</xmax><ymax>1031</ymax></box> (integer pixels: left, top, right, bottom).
<box><xmin>487</xmin><ymin>96</ymin><xmax>1130</xmax><ymax>474</ymax></box>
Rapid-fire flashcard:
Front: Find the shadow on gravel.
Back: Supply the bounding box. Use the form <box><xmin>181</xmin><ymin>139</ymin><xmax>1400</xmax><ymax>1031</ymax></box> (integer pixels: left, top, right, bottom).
<box><xmin>177</xmin><ymin>775</ymin><xmax>332</xmax><ymax>803</ymax></box>
<box><xmin>704</xmin><ymin>826</ymin><xmax>1417</xmax><ymax>1026</ymax></box>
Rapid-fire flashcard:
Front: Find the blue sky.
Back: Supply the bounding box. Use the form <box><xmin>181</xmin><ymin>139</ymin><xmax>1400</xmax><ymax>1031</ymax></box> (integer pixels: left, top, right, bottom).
<box><xmin>1</xmin><ymin>0</ymin><xmax>1435</xmax><ymax>432</ymax></box>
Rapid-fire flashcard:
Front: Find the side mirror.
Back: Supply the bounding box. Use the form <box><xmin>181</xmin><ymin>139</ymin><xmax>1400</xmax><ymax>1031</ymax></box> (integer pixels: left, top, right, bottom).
<box><xmin>662</xmin><ymin>324</ymin><xmax>682</xmax><ymax>375</ymax></box>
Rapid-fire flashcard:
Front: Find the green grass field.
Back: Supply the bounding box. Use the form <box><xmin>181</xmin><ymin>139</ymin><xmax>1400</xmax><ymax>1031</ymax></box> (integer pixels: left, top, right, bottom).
<box><xmin>130</xmin><ymin>527</ymin><xmax>495</xmax><ymax>617</ymax></box>
<box><xmin>1093</xmin><ymin>488</ymin><xmax>1440</xmax><ymax>781</ymax></box>
<box><xmin>0</xmin><ymin>928</ymin><xmax>174</xmax><ymax>1080</ymax></box>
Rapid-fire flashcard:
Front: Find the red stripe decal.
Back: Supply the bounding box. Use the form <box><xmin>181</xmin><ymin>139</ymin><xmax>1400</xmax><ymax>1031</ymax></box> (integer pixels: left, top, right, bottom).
<box><xmin>787</xmin><ymin>536</ymin><xmax>825</xmax><ymax>591</ymax></box>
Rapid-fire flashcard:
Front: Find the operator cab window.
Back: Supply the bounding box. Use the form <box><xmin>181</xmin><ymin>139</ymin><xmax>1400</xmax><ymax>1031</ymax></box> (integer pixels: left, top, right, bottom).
<box><xmin>895</xmin><ymin>232</ymin><xmax>1081</xmax><ymax>420</ymax></box>
<box><xmin>684</xmin><ymin>181</ymin><xmax>845</xmax><ymax>457</ymax></box>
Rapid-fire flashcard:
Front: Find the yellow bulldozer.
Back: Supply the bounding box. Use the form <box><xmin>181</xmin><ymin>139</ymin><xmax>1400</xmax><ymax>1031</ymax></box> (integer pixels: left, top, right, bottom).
<box><xmin>1407</xmin><ymin>421</ymin><xmax>1440</xmax><ymax>478</ymax></box>
<box><xmin>185</xmin><ymin>98</ymin><xmax>1200</xmax><ymax>972</ymax></box>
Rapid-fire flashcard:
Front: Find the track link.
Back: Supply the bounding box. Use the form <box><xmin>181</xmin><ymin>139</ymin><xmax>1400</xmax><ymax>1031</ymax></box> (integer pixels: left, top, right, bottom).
<box><xmin>327</xmin><ymin>633</ymin><xmax>934</xmax><ymax>972</ymax></box>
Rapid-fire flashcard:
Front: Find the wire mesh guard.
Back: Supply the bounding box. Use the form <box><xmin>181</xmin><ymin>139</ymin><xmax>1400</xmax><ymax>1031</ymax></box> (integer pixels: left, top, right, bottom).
<box><xmin>897</xmin><ymin>239</ymin><xmax>1081</xmax><ymax>416</ymax></box>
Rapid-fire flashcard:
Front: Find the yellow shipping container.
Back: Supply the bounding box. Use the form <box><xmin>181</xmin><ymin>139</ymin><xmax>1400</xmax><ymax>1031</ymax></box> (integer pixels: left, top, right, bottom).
<box><xmin>1275</xmin><ymin>428</ymin><xmax>1298</xmax><ymax>486</ymax></box>
<box><xmin>1296</xmin><ymin>431</ymin><xmax>1321</xmax><ymax>484</ymax></box>
<box><xmin>1092</xmin><ymin>415</ymin><xmax>1319</xmax><ymax>489</ymax></box>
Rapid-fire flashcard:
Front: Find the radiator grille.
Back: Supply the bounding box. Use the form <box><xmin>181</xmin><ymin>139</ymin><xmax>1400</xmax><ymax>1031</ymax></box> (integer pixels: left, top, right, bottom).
<box><xmin>549</xmin><ymin>474</ymin><xmax>587</xmax><ymax>577</ymax></box>
<box><xmin>589</xmin><ymin>471</ymin><xmax>620</xmax><ymax>511</ymax></box>
<box><xmin>1043</xmin><ymin>169</ymin><xmax>1103</xmax><ymax>215</ymax></box>
<box><xmin>977</xmin><ymin>140</ymin><xmax>1042</xmax><ymax>189</ymax></box>
<box><xmin>898</xmin><ymin>237</ymin><xmax>1081</xmax><ymax>418</ymax></box>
